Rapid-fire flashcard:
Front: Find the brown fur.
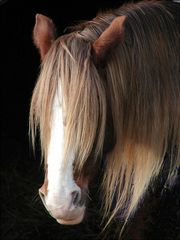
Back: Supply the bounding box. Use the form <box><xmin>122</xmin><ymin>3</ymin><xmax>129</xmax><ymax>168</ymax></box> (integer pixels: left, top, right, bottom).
<box><xmin>92</xmin><ymin>16</ymin><xmax>126</xmax><ymax>61</ymax></box>
<box><xmin>30</xmin><ymin>0</ymin><xmax>180</xmax><ymax>235</ymax></box>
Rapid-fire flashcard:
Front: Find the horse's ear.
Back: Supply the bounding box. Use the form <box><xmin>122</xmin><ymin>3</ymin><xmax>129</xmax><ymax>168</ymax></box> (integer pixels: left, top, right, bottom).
<box><xmin>33</xmin><ymin>14</ymin><xmax>56</xmax><ymax>60</ymax></box>
<box><xmin>92</xmin><ymin>16</ymin><xmax>126</xmax><ymax>63</ymax></box>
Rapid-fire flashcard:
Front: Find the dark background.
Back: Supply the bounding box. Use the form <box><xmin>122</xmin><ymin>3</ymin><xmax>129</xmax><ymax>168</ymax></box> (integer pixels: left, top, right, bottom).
<box><xmin>1</xmin><ymin>0</ymin><xmax>179</xmax><ymax>239</ymax></box>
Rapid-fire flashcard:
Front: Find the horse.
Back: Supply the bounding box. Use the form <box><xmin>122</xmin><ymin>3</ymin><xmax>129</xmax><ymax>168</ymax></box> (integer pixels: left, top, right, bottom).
<box><xmin>29</xmin><ymin>0</ymin><xmax>180</xmax><ymax>237</ymax></box>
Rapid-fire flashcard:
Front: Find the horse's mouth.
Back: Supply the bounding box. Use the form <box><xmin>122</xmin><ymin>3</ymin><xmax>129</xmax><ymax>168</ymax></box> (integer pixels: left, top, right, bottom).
<box><xmin>56</xmin><ymin>211</ymin><xmax>85</xmax><ymax>225</ymax></box>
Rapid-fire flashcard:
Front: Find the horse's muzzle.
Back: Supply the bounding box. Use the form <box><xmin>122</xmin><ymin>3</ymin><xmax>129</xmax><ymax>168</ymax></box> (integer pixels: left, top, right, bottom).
<box><xmin>39</xmin><ymin>188</ymin><xmax>87</xmax><ymax>225</ymax></box>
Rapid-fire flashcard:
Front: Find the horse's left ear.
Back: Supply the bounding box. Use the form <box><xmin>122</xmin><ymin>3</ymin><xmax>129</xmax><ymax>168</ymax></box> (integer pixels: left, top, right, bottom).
<box><xmin>92</xmin><ymin>16</ymin><xmax>126</xmax><ymax>63</ymax></box>
<box><xmin>33</xmin><ymin>14</ymin><xmax>56</xmax><ymax>60</ymax></box>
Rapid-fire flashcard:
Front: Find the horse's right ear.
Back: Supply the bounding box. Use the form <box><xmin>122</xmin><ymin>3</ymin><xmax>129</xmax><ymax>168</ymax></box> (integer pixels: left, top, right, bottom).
<box><xmin>92</xmin><ymin>16</ymin><xmax>126</xmax><ymax>64</ymax></box>
<box><xmin>33</xmin><ymin>14</ymin><xmax>56</xmax><ymax>60</ymax></box>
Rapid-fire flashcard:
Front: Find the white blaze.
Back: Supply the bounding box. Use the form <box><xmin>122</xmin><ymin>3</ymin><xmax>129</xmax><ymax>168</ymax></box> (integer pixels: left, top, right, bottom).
<box><xmin>46</xmin><ymin>90</ymin><xmax>80</xmax><ymax>210</ymax></box>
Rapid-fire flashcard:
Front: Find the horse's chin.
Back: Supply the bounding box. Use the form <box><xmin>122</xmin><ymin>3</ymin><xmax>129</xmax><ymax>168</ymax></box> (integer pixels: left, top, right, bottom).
<box><xmin>56</xmin><ymin>211</ymin><xmax>85</xmax><ymax>225</ymax></box>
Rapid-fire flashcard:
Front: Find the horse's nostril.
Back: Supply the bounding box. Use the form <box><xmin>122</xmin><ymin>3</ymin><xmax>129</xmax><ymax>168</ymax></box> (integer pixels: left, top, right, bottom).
<box><xmin>71</xmin><ymin>191</ymin><xmax>80</xmax><ymax>206</ymax></box>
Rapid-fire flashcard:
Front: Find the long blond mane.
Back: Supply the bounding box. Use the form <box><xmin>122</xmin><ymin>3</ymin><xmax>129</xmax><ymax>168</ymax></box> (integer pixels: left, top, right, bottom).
<box><xmin>30</xmin><ymin>0</ymin><xmax>180</xmax><ymax>232</ymax></box>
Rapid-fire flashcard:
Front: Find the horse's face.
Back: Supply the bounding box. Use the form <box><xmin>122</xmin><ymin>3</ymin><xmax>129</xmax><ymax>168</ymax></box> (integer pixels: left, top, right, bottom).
<box><xmin>39</xmin><ymin>93</ymin><xmax>87</xmax><ymax>225</ymax></box>
<box><xmin>32</xmin><ymin>14</ymin><xmax>87</xmax><ymax>224</ymax></box>
<box><xmin>32</xmin><ymin>13</ymin><xmax>125</xmax><ymax>225</ymax></box>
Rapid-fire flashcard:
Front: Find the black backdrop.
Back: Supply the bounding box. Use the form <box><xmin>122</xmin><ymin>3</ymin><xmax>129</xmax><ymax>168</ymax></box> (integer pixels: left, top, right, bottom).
<box><xmin>1</xmin><ymin>1</ymin><xmax>179</xmax><ymax>240</ymax></box>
